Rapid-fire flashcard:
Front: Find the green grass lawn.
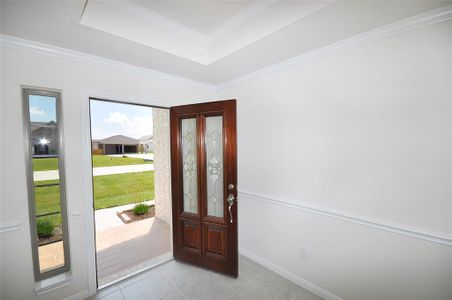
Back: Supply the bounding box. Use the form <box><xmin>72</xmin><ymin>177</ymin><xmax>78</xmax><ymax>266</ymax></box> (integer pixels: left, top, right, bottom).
<box><xmin>34</xmin><ymin>181</ymin><xmax>63</xmax><ymax>227</ymax></box>
<box><xmin>93</xmin><ymin>171</ymin><xmax>154</xmax><ymax>209</ymax></box>
<box><xmin>33</xmin><ymin>155</ymin><xmax>152</xmax><ymax>171</ymax></box>
<box><xmin>35</xmin><ymin>171</ymin><xmax>154</xmax><ymax>227</ymax></box>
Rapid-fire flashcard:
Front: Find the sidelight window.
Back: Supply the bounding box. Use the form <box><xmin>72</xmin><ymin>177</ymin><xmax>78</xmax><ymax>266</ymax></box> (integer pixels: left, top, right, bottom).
<box><xmin>22</xmin><ymin>87</ymin><xmax>70</xmax><ymax>281</ymax></box>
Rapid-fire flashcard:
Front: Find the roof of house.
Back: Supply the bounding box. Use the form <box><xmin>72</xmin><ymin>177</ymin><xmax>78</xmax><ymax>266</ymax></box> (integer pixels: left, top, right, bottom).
<box><xmin>31</xmin><ymin>121</ymin><xmax>57</xmax><ymax>132</ymax></box>
<box><xmin>95</xmin><ymin>135</ymin><xmax>139</xmax><ymax>145</ymax></box>
<box><xmin>139</xmin><ymin>135</ymin><xmax>153</xmax><ymax>142</ymax></box>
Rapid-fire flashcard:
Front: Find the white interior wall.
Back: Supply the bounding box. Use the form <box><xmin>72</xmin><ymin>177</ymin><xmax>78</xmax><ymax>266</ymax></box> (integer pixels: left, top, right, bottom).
<box><xmin>218</xmin><ymin>20</ymin><xmax>452</xmax><ymax>300</ymax></box>
<box><xmin>1</xmin><ymin>11</ymin><xmax>451</xmax><ymax>300</ymax></box>
<box><xmin>0</xmin><ymin>46</ymin><xmax>215</xmax><ymax>300</ymax></box>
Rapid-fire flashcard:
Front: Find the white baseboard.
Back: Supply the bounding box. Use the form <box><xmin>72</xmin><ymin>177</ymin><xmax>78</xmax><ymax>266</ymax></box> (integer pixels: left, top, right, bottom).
<box><xmin>239</xmin><ymin>247</ymin><xmax>343</xmax><ymax>300</ymax></box>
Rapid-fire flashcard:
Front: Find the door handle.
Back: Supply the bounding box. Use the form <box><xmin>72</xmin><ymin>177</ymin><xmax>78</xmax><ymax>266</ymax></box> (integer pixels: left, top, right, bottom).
<box><xmin>227</xmin><ymin>193</ymin><xmax>235</xmax><ymax>223</ymax></box>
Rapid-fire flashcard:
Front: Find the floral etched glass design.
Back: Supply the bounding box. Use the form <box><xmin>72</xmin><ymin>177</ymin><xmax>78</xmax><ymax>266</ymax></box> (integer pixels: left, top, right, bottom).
<box><xmin>181</xmin><ymin>118</ymin><xmax>198</xmax><ymax>213</ymax></box>
<box><xmin>205</xmin><ymin>116</ymin><xmax>224</xmax><ymax>217</ymax></box>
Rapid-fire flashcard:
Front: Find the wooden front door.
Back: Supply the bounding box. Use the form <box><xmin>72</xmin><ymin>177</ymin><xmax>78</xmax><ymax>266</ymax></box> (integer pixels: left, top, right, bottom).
<box><xmin>170</xmin><ymin>100</ymin><xmax>238</xmax><ymax>276</ymax></box>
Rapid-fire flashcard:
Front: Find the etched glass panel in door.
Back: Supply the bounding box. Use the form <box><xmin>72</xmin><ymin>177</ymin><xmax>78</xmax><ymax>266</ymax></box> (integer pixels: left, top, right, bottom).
<box><xmin>181</xmin><ymin>118</ymin><xmax>198</xmax><ymax>213</ymax></box>
<box><xmin>205</xmin><ymin>116</ymin><xmax>224</xmax><ymax>217</ymax></box>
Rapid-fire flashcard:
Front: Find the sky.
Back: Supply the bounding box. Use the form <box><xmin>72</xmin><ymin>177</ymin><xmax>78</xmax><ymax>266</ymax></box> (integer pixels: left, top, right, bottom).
<box><xmin>90</xmin><ymin>100</ymin><xmax>153</xmax><ymax>139</ymax></box>
<box><xmin>29</xmin><ymin>95</ymin><xmax>57</xmax><ymax>123</ymax></box>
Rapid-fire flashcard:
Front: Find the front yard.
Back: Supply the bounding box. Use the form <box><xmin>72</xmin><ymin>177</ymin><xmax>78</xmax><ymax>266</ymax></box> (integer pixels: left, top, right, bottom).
<box><xmin>93</xmin><ymin>171</ymin><xmax>154</xmax><ymax>209</ymax></box>
<box><xmin>33</xmin><ymin>155</ymin><xmax>152</xmax><ymax>171</ymax></box>
<box><xmin>34</xmin><ymin>154</ymin><xmax>154</xmax><ymax>243</ymax></box>
<box><xmin>35</xmin><ymin>171</ymin><xmax>154</xmax><ymax>228</ymax></box>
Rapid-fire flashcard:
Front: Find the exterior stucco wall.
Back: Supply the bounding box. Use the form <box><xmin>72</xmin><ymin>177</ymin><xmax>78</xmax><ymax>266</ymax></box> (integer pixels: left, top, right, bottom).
<box><xmin>153</xmin><ymin>108</ymin><xmax>171</xmax><ymax>225</ymax></box>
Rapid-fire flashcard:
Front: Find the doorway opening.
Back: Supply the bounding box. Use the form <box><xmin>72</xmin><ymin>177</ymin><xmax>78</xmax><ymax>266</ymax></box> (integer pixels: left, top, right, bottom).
<box><xmin>88</xmin><ymin>98</ymin><xmax>172</xmax><ymax>287</ymax></box>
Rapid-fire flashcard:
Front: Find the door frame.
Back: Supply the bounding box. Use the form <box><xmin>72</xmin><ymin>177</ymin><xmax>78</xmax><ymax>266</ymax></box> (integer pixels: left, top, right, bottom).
<box><xmin>80</xmin><ymin>90</ymin><xmax>173</xmax><ymax>294</ymax></box>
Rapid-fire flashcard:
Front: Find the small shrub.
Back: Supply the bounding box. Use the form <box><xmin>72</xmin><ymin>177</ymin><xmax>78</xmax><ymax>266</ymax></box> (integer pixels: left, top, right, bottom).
<box><xmin>92</xmin><ymin>149</ymin><xmax>103</xmax><ymax>155</ymax></box>
<box><xmin>133</xmin><ymin>203</ymin><xmax>149</xmax><ymax>215</ymax></box>
<box><xmin>36</xmin><ymin>219</ymin><xmax>54</xmax><ymax>238</ymax></box>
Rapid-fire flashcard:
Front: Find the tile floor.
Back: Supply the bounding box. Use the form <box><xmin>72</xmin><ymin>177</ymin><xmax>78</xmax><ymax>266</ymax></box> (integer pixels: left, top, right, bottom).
<box><xmin>88</xmin><ymin>255</ymin><xmax>323</xmax><ymax>300</ymax></box>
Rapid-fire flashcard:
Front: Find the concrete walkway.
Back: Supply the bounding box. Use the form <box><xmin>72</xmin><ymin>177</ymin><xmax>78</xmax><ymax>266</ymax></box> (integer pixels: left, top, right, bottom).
<box><xmin>33</xmin><ymin>164</ymin><xmax>154</xmax><ymax>181</ymax></box>
<box><xmin>95</xmin><ymin>200</ymin><xmax>155</xmax><ymax>231</ymax></box>
<box><xmin>107</xmin><ymin>153</ymin><xmax>154</xmax><ymax>160</ymax></box>
<box><xmin>93</xmin><ymin>164</ymin><xmax>154</xmax><ymax>176</ymax></box>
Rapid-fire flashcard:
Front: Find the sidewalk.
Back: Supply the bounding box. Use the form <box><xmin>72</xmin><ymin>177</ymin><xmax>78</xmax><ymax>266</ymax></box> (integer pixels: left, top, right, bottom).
<box><xmin>107</xmin><ymin>153</ymin><xmax>154</xmax><ymax>160</ymax></box>
<box><xmin>33</xmin><ymin>164</ymin><xmax>154</xmax><ymax>181</ymax></box>
<box><xmin>94</xmin><ymin>200</ymin><xmax>155</xmax><ymax>231</ymax></box>
<box><xmin>93</xmin><ymin>164</ymin><xmax>154</xmax><ymax>176</ymax></box>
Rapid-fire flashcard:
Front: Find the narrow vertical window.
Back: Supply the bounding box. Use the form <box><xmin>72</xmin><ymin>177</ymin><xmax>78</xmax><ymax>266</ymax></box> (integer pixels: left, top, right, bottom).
<box><xmin>181</xmin><ymin>117</ymin><xmax>198</xmax><ymax>214</ymax></box>
<box><xmin>22</xmin><ymin>87</ymin><xmax>70</xmax><ymax>281</ymax></box>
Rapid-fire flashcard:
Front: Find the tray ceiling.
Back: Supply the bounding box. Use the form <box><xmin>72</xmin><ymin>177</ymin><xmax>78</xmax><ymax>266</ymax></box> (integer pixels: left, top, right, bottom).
<box><xmin>1</xmin><ymin>0</ymin><xmax>450</xmax><ymax>85</ymax></box>
<box><xmin>130</xmin><ymin>0</ymin><xmax>254</xmax><ymax>35</ymax></box>
<box><xmin>80</xmin><ymin>0</ymin><xmax>330</xmax><ymax>64</ymax></box>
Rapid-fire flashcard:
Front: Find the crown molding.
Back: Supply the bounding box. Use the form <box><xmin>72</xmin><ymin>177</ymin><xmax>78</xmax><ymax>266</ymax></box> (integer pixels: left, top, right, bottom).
<box><xmin>97</xmin><ymin>0</ymin><xmax>279</xmax><ymax>45</ymax></box>
<box><xmin>0</xmin><ymin>35</ymin><xmax>216</xmax><ymax>91</ymax></box>
<box><xmin>208</xmin><ymin>0</ymin><xmax>278</xmax><ymax>42</ymax></box>
<box><xmin>1</xmin><ymin>5</ymin><xmax>451</xmax><ymax>90</ymax></box>
<box><xmin>217</xmin><ymin>4</ymin><xmax>452</xmax><ymax>90</ymax></box>
<box><xmin>98</xmin><ymin>0</ymin><xmax>209</xmax><ymax>45</ymax></box>
<box><xmin>238</xmin><ymin>191</ymin><xmax>452</xmax><ymax>246</ymax></box>
<box><xmin>88</xmin><ymin>0</ymin><xmax>332</xmax><ymax>64</ymax></box>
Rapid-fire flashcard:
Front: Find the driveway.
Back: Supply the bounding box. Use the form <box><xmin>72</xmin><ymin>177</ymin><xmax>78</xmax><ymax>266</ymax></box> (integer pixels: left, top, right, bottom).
<box><xmin>33</xmin><ymin>164</ymin><xmax>154</xmax><ymax>181</ymax></box>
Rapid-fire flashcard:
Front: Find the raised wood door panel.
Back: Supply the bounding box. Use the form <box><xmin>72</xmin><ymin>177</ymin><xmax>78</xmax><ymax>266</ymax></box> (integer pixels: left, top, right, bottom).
<box><xmin>170</xmin><ymin>100</ymin><xmax>238</xmax><ymax>276</ymax></box>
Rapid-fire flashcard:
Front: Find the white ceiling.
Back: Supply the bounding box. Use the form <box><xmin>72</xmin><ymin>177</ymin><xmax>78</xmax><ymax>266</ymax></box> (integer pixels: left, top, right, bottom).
<box><xmin>130</xmin><ymin>0</ymin><xmax>253</xmax><ymax>35</ymax></box>
<box><xmin>1</xmin><ymin>0</ymin><xmax>450</xmax><ymax>85</ymax></box>
<box><xmin>80</xmin><ymin>0</ymin><xmax>325</xmax><ymax>64</ymax></box>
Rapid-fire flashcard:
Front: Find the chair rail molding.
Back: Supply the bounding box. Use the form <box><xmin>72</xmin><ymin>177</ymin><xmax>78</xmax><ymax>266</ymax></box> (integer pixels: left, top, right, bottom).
<box><xmin>0</xmin><ymin>222</ymin><xmax>22</xmax><ymax>233</ymax></box>
<box><xmin>238</xmin><ymin>191</ymin><xmax>452</xmax><ymax>246</ymax></box>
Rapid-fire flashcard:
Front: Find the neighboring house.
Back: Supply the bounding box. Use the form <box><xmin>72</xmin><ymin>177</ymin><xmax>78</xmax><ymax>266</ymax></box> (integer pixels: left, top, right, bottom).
<box><xmin>92</xmin><ymin>135</ymin><xmax>139</xmax><ymax>154</ymax></box>
<box><xmin>139</xmin><ymin>135</ymin><xmax>153</xmax><ymax>153</ymax></box>
<box><xmin>31</xmin><ymin>121</ymin><xmax>58</xmax><ymax>156</ymax></box>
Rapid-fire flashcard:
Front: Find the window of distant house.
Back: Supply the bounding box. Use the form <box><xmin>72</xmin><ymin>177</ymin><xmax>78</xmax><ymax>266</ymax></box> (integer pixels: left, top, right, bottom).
<box><xmin>22</xmin><ymin>87</ymin><xmax>70</xmax><ymax>281</ymax></box>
